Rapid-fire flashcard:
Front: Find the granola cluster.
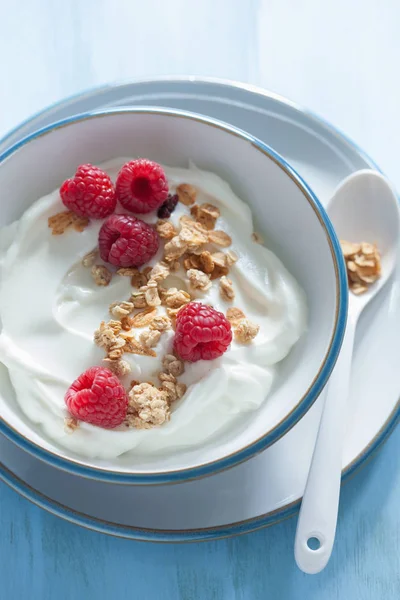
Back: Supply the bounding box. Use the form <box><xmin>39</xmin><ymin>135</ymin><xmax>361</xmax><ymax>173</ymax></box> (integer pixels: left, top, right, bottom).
<box><xmin>94</xmin><ymin>309</ymin><xmax>167</xmax><ymax>366</ymax></box>
<box><xmin>64</xmin><ymin>415</ymin><xmax>79</xmax><ymax>433</ymax></box>
<box><xmin>48</xmin><ymin>210</ymin><xmax>89</xmax><ymax>235</ymax></box>
<box><xmin>127</xmin><ymin>383</ymin><xmax>170</xmax><ymax>429</ymax></box>
<box><xmin>226</xmin><ymin>307</ymin><xmax>260</xmax><ymax>344</ymax></box>
<box><xmin>126</xmin><ymin>355</ymin><xmax>186</xmax><ymax>429</ymax></box>
<box><xmin>159</xmin><ymin>200</ymin><xmax>240</xmax><ymax>303</ymax></box>
<box><xmin>340</xmin><ymin>240</ymin><xmax>381</xmax><ymax>295</ymax></box>
<box><xmin>91</xmin><ymin>264</ymin><xmax>113</xmax><ymax>286</ymax></box>
<box><xmin>81</xmin><ymin>249</ymin><xmax>114</xmax><ymax>287</ymax></box>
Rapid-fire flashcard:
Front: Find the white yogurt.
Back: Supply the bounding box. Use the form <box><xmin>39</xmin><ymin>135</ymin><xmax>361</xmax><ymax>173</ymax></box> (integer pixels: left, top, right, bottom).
<box><xmin>0</xmin><ymin>159</ymin><xmax>307</xmax><ymax>459</ymax></box>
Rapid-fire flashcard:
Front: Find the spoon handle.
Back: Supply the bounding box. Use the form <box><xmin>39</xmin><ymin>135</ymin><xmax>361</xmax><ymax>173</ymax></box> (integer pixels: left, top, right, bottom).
<box><xmin>294</xmin><ymin>319</ymin><xmax>356</xmax><ymax>574</ymax></box>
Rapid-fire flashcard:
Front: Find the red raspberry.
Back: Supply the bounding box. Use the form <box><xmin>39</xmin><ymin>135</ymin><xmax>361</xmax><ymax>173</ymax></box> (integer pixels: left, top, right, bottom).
<box><xmin>174</xmin><ymin>302</ymin><xmax>232</xmax><ymax>362</ymax></box>
<box><xmin>60</xmin><ymin>164</ymin><xmax>116</xmax><ymax>218</ymax></box>
<box><xmin>98</xmin><ymin>214</ymin><xmax>159</xmax><ymax>267</ymax></box>
<box><xmin>65</xmin><ymin>366</ymin><xmax>128</xmax><ymax>429</ymax></box>
<box><xmin>115</xmin><ymin>159</ymin><xmax>169</xmax><ymax>214</ymax></box>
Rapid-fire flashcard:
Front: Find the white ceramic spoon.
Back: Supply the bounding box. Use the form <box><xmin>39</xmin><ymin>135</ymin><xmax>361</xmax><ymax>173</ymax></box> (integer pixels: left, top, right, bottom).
<box><xmin>295</xmin><ymin>170</ymin><xmax>400</xmax><ymax>574</ymax></box>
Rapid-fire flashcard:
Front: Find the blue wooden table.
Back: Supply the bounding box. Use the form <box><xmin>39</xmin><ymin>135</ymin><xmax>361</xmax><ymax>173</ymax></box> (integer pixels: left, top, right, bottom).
<box><xmin>1</xmin><ymin>1</ymin><xmax>400</xmax><ymax>597</ymax></box>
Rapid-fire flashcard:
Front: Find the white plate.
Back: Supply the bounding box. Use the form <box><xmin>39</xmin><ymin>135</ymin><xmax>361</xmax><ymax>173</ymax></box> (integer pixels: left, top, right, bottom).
<box><xmin>0</xmin><ymin>78</ymin><xmax>398</xmax><ymax>541</ymax></box>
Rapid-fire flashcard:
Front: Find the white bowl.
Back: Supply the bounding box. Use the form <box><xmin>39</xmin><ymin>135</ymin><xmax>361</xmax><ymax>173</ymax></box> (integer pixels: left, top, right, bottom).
<box><xmin>0</xmin><ymin>108</ymin><xmax>347</xmax><ymax>483</ymax></box>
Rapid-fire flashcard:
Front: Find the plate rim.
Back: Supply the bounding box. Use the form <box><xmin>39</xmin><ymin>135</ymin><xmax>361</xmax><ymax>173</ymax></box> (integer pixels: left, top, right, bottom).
<box><xmin>0</xmin><ymin>77</ymin><xmax>398</xmax><ymax>540</ymax></box>
<box><xmin>0</xmin><ymin>75</ymin><xmax>385</xmax><ymax>171</ymax></box>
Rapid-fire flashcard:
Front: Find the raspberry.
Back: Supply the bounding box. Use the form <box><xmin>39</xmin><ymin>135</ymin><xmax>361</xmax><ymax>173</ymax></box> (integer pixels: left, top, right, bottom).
<box><xmin>65</xmin><ymin>366</ymin><xmax>128</xmax><ymax>429</ymax></box>
<box><xmin>60</xmin><ymin>164</ymin><xmax>116</xmax><ymax>218</ymax></box>
<box><xmin>157</xmin><ymin>194</ymin><xmax>179</xmax><ymax>219</ymax></box>
<box><xmin>174</xmin><ymin>302</ymin><xmax>232</xmax><ymax>362</ymax></box>
<box><xmin>116</xmin><ymin>159</ymin><xmax>169</xmax><ymax>214</ymax></box>
<box><xmin>98</xmin><ymin>214</ymin><xmax>159</xmax><ymax>267</ymax></box>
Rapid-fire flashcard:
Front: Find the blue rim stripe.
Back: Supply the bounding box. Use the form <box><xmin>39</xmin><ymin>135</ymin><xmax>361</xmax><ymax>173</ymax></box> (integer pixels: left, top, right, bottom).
<box><xmin>0</xmin><ymin>106</ymin><xmax>348</xmax><ymax>484</ymax></box>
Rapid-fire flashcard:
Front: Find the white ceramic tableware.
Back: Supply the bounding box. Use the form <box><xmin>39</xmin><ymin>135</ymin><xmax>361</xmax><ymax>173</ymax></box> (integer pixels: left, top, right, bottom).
<box><xmin>295</xmin><ymin>170</ymin><xmax>400</xmax><ymax>573</ymax></box>
<box><xmin>0</xmin><ymin>107</ymin><xmax>346</xmax><ymax>484</ymax></box>
<box><xmin>0</xmin><ymin>79</ymin><xmax>398</xmax><ymax>541</ymax></box>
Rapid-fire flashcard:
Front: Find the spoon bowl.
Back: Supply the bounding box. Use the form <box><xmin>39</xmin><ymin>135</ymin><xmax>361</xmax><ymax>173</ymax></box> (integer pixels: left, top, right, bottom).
<box><xmin>329</xmin><ymin>169</ymin><xmax>399</xmax><ymax>313</ymax></box>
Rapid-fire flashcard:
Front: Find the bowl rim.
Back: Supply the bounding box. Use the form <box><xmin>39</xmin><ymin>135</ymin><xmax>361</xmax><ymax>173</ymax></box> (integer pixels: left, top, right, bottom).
<box><xmin>0</xmin><ymin>106</ymin><xmax>348</xmax><ymax>484</ymax></box>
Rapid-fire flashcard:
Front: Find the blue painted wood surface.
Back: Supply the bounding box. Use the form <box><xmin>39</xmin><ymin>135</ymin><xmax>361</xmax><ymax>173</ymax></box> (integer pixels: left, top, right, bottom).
<box><xmin>1</xmin><ymin>0</ymin><xmax>400</xmax><ymax>597</ymax></box>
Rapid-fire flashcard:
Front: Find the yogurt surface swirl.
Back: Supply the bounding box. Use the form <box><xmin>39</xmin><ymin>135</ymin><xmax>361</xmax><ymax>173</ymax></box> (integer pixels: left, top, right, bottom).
<box><xmin>0</xmin><ymin>159</ymin><xmax>307</xmax><ymax>459</ymax></box>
